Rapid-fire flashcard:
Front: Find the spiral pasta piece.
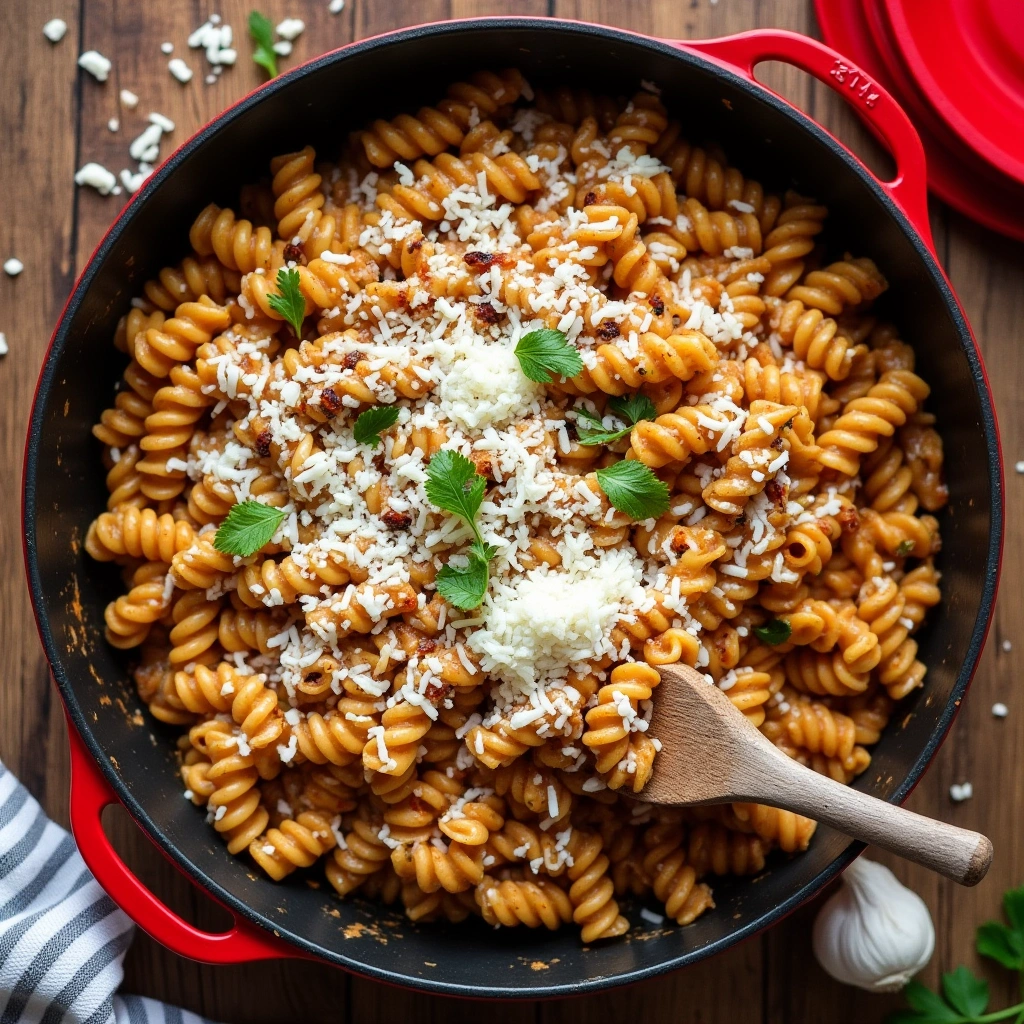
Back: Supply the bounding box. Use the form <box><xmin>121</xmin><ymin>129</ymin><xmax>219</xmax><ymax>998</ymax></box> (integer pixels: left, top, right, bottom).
<box><xmin>249</xmin><ymin>810</ymin><xmax>337</xmax><ymax>881</ymax></box>
<box><xmin>86</xmin><ymin>504</ymin><xmax>195</xmax><ymax>564</ymax></box>
<box><xmin>476</xmin><ymin>877</ymin><xmax>575</xmax><ymax>930</ymax></box>
<box><xmin>641</xmin><ymin>825</ymin><xmax>715</xmax><ymax>927</ymax></box>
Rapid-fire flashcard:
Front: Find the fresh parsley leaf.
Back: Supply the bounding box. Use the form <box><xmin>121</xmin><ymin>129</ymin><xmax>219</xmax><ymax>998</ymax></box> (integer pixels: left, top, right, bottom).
<box><xmin>353</xmin><ymin>405</ymin><xmax>399</xmax><ymax>448</ymax></box>
<box><xmin>941</xmin><ymin>967</ymin><xmax>989</xmax><ymax>1018</ymax></box>
<box><xmin>214</xmin><ymin>500</ymin><xmax>285</xmax><ymax>557</ymax></box>
<box><xmin>514</xmin><ymin>328</ymin><xmax>584</xmax><ymax>383</ymax></box>
<box><xmin>425</xmin><ymin>450</ymin><xmax>486</xmax><ymax>528</ymax></box>
<box><xmin>248</xmin><ymin>11</ymin><xmax>278</xmax><ymax>78</ymax></box>
<box><xmin>976</xmin><ymin>921</ymin><xmax>1024</xmax><ymax>970</ymax></box>
<box><xmin>425</xmin><ymin>451</ymin><xmax>496</xmax><ymax>609</ymax></box>
<box><xmin>896</xmin><ymin>538</ymin><xmax>915</xmax><ymax>557</ymax></box>
<box><xmin>608</xmin><ymin>392</ymin><xmax>657</xmax><ymax>426</ymax></box>
<box><xmin>267</xmin><ymin>267</ymin><xmax>305</xmax><ymax>336</ymax></box>
<box><xmin>594</xmin><ymin>460</ymin><xmax>669</xmax><ymax>521</ymax></box>
<box><xmin>900</xmin><ymin>981</ymin><xmax>962</xmax><ymax>1023</ymax></box>
<box><xmin>754</xmin><ymin>619</ymin><xmax>793</xmax><ymax>646</ymax></box>
<box><xmin>575</xmin><ymin>392</ymin><xmax>657</xmax><ymax>446</ymax></box>
<box><xmin>435</xmin><ymin>552</ymin><xmax>490</xmax><ymax>610</ymax></box>
<box><xmin>977</xmin><ymin>886</ymin><xmax>1024</xmax><ymax>970</ymax></box>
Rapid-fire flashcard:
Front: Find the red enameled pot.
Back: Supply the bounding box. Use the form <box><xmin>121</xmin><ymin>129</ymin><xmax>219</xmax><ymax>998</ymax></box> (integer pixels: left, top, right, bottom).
<box><xmin>23</xmin><ymin>18</ymin><xmax>1002</xmax><ymax>998</ymax></box>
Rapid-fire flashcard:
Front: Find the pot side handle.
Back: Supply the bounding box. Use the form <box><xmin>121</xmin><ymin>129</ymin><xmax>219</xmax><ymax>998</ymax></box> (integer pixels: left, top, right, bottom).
<box><xmin>674</xmin><ymin>29</ymin><xmax>935</xmax><ymax>256</ymax></box>
<box><xmin>67</xmin><ymin>719</ymin><xmax>302</xmax><ymax>964</ymax></box>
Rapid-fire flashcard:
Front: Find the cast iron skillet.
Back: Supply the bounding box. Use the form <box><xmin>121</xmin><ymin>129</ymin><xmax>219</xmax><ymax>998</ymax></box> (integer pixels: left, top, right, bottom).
<box><xmin>23</xmin><ymin>18</ymin><xmax>1002</xmax><ymax>998</ymax></box>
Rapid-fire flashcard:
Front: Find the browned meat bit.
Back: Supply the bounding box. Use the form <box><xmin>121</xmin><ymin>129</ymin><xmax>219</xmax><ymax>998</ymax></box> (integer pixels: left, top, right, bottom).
<box><xmin>649</xmin><ymin>295</ymin><xmax>665</xmax><ymax>316</ymax></box>
<box><xmin>583</xmin><ymin>191</ymin><xmax>597</xmax><ymax>207</ymax></box>
<box><xmin>596</xmin><ymin>319</ymin><xmax>620</xmax><ymax>340</ymax></box>
<box><xmin>836</xmin><ymin>505</ymin><xmax>861</xmax><ymax>534</ymax></box>
<box><xmin>417</xmin><ymin>638</ymin><xmax>437</xmax><ymax>656</ymax></box>
<box><xmin>764</xmin><ymin>479</ymin><xmax>786</xmax><ymax>507</ymax></box>
<box><xmin>342</xmin><ymin>351</ymin><xmax>361</xmax><ymax>370</ymax></box>
<box><xmin>468</xmin><ymin>451</ymin><xmax>495</xmax><ymax>481</ymax></box>
<box><xmin>303</xmin><ymin>671</ymin><xmax>322</xmax><ymax>684</ymax></box>
<box><xmin>381</xmin><ymin>508</ymin><xmax>413</xmax><ymax>531</ymax></box>
<box><xmin>319</xmin><ymin>386</ymin><xmax>343</xmax><ymax>416</ymax></box>
<box><xmin>669</xmin><ymin>529</ymin><xmax>691</xmax><ymax>555</ymax></box>
<box><xmin>463</xmin><ymin>251</ymin><xmax>507</xmax><ymax>269</ymax></box>
<box><xmin>474</xmin><ymin>302</ymin><xmax>501</xmax><ymax>325</ymax></box>
<box><xmin>254</xmin><ymin>429</ymin><xmax>273</xmax><ymax>458</ymax></box>
<box><xmin>406</xmin><ymin>237</ymin><xmax>424</xmax><ymax>253</ymax></box>
<box><xmin>424</xmin><ymin>681</ymin><xmax>453</xmax><ymax>706</ymax></box>
<box><xmin>371</xmin><ymin>452</ymin><xmax>387</xmax><ymax>473</ymax></box>
<box><xmin>283</xmin><ymin>243</ymin><xmax>306</xmax><ymax>265</ymax></box>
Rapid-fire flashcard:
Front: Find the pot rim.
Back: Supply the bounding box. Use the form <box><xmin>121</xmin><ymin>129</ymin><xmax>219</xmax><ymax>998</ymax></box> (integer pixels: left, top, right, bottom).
<box><xmin>22</xmin><ymin>15</ymin><xmax>1003</xmax><ymax>998</ymax></box>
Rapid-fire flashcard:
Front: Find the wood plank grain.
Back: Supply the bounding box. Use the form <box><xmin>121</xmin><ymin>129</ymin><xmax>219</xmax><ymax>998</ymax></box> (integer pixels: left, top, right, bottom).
<box><xmin>0</xmin><ymin>0</ymin><xmax>81</xmax><ymax>820</ymax></box>
<box><xmin>6</xmin><ymin>0</ymin><xmax>1021</xmax><ymax>1021</ymax></box>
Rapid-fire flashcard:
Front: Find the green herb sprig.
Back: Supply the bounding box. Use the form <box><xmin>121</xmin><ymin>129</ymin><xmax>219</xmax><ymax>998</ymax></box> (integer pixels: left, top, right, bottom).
<box><xmin>353</xmin><ymin>405</ymin><xmax>400</xmax><ymax>448</ymax></box>
<box><xmin>897</xmin><ymin>539</ymin><xmax>916</xmax><ymax>557</ymax></box>
<box><xmin>595</xmin><ymin>460</ymin><xmax>669</xmax><ymax>522</ymax></box>
<box><xmin>754</xmin><ymin>619</ymin><xmax>793</xmax><ymax>646</ymax></box>
<box><xmin>214</xmin><ymin>500</ymin><xmax>286</xmax><ymax>557</ymax></box>
<box><xmin>888</xmin><ymin>884</ymin><xmax>1024</xmax><ymax>1023</ymax></box>
<box><xmin>267</xmin><ymin>267</ymin><xmax>305</xmax><ymax>336</ymax></box>
<box><xmin>248</xmin><ymin>11</ymin><xmax>278</xmax><ymax>78</ymax></box>
<box><xmin>575</xmin><ymin>392</ymin><xmax>657</xmax><ymax>446</ymax></box>
<box><xmin>514</xmin><ymin>328</ymin><xmax>584</xmax><ymax>383</ymax></box>
<box><xmin>425</xmin><ymin>450</ymin><xmax>496</xmax><ymax>610</ymax></box>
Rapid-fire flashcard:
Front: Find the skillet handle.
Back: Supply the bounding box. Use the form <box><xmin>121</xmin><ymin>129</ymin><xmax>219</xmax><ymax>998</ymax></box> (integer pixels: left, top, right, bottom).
<box><xmin>676</xmin><ymin>29</ymin><xmax>935</xmax><ymax>256</ymax></box>
<box><xmin>67</xmin><ymin>719</ymin><xmax>302</xmax><ymax>964</ymax></box>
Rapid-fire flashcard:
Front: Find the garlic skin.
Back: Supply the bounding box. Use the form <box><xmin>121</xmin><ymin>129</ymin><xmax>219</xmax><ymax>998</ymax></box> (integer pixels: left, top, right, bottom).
<box><xmin>812</xmin><ymin>857</ymin><xmax>935</xmax><ymax>993</ymax></box>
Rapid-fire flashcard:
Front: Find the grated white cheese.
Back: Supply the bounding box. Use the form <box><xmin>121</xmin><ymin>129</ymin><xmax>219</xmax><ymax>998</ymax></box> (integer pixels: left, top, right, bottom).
<box><xmin>43</xmin><ymin>19</ymin><xmax>67</xmax><ymax>43</ymax></box>
<box><xmin>78</xmin><ymin>51</ymin><xmax>111</xmax><ymax>81</ymax></box>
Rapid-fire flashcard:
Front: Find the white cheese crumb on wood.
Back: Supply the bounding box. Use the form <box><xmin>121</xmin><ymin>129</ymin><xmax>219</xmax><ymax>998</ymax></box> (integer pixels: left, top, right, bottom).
<box><xmin>992</xmin><ymin>703</ymin><xmax>1009</xmax><ymax>718</ymax></box>
<box><xmin>120</xmin><ymin>89</ymin><xmax>139</xmax><ymax>108</ymax></box>
<box><xmin>74</xmin><ymin>162</ymin><xmax>118</xmax><ymax>194</ymax></box>
<box><xmin>78</xmin><ymin>51</ymin><xmax>112</xmax><ymax>81</ymax></box>
<box><xmin>276</xmin><ymin>18</ymin><xmax>305</xmax><ymax>40</ymax></box>
<box><xmin>4</xmin><ymin>259</ymin><xmax>23</xmax><ymax>277</ymax></box>
<box><xmin>43</xmin><ymin>19</ymin><xmax>67</xmax><ymax>43</ymax></box>
<box><xmin>168</xmin><ymin>58</ymin><xmax>193</xmax><ymax>83</ymax></box>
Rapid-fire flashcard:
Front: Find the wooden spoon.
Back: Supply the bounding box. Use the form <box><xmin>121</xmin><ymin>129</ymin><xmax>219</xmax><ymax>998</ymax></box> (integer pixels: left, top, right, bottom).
<box><xmin>640</xmin><ymin>664</ymin><xmax>993</xmax><ymax>886</ymax></box>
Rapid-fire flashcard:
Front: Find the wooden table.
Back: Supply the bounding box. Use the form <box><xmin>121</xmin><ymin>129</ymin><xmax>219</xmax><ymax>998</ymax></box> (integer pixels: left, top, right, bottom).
<box><xmin>2</xmin><ymin>0</ymin><xmax>1020</xmax><ymax>1019</ymax></box>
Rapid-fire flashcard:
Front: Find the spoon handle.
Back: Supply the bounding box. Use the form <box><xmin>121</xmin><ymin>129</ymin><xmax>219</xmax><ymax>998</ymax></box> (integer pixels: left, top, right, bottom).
<box><xmin>755</xmin><ymin>757</ymin><xmax>992</xmax><ymax>886</ymax></box>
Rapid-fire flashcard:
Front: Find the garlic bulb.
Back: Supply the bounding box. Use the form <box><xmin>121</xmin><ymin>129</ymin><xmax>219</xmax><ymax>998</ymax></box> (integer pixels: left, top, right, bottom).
<box><xmin>812</xmin><ymin>857</ymin><xmax>935</xmax><ymax>992</ymax></box>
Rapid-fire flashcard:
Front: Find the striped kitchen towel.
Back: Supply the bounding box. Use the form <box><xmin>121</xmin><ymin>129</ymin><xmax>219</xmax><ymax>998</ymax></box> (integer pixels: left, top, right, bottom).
<box><xmin>0</xmin><ymin>762</ymin><xmax>219</xmax><ymax>1024</ymax></box>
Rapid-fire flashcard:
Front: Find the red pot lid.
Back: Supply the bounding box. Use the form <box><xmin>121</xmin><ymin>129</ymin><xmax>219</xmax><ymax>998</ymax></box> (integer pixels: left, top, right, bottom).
<box><xmin>884</xmin><ymin>0</ymin><xmax>1024</xmax><ymax>186</ymax></box>
<box><xmin>814</xmin><ymin>0</ymin><xmax>1024</xmax><ymax>243</ymax></box>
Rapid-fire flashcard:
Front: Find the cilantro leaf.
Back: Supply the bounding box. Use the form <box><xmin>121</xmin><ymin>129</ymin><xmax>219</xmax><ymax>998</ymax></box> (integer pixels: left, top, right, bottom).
<box><xmin>267</xmin><ymin>267</ymin><xmax>305</xmax><ymax>336</ymax></box>
<box><xmin>248</xmin><ymin>11</ymin><xmax>278</xmax><ymax>78</ymax></box>
<box><xmin>425</xmin><ymin>450</ymin><xmax>486</xmax><ymax>528</ymax></box>
<box><xmin>514</xmin><ymin>328</ymin><xmax>584</xmax><ymax>383</ymax></box>
<box><xmin>594</xmin><ymin>460</ymin><xmax>669</xmax><ymax>521</ymax></box>
<box><xmin>609</xmin><ymin>392</ymin><xmax>657</xmax><ymax>426</ymax></box>
<box><xmin>435</xmin><ymin>552</ymin><xmax>490</xmax><ymax>610</ymax></box>
<box><xmin>754</xmin><ymin>619</ymin><xmax>793</xmax><ymax>646</ymax></box>
<box><xmin>353</xmin><ymin>405</ymin><xmax>399</xmax><ymax>448</ymax></box>
<box><xmin>941</xmin><ymin>967</ymin><xmax>988</xmax><ymax>1018</ymax></box>
<box><xmin>976</xmin><ymin>921</ymin><xmax>1024</xmax><ymax>970</ymax></box>
<box><xmin>214</xmin><ymin>500</ymin><xmax>285</xmax><ymax>557</ymax></box>
<box><xmin>896</xmin><ymin>538</ymin><xmax>915</xmax><ymax>557</ymax></box>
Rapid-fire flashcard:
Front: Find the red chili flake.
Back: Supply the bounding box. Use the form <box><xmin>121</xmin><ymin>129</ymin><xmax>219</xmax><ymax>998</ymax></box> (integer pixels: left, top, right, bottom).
<box><xmin>283</xmin><ymin>243</ymin><xmax>306</xmax><ymax>265</ymax></box>
<box><xmin>836</xmin><ymin>505</ymin><xmax>861</xmax><ymax>533</ymax></box>
<box><xmin>254</xmin><ymin>429</ymin><xmax>273</xmax><ymax>458</ymax></box>
<box><xmin>474</xmin><ymin>302</ymin><xmax>500</xmax><ymax>325</ymax></box>
<box><xmin>406</xmin><ymin>237</ymin><xmax>423</xmax><ymax>253</ymax></box>
<box><xmin>417</xmin><ymin>638</ymin><xmax>437</xmax><ymax>656</ymax></box>
<box><xmin>583</xmin><ymin>191</ymin><xmax>597</xmax><ymax>207</ymax></box>
<box><xmin>319</xmin><ymin>386</ymin><xmax>343</xmax><ymax>416</ymax></box>
<box><xmin>649</xmin><ymin>295</ymin><xmax>665</xmax><ymax>316</ymax></box>
<box><xmin>596</xmin><ymin>319</ymin><xmax>620</xmax><ymax>340</ymax></box>
<box><xmin>381</xmin><ymin>508</ymin><xmax>413</xmax><ymax>531</ymax></box>
<box><xmin>464</xmin><ymin>251</ymin><xmax>495</xmax><ymax>268</ymax></box>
